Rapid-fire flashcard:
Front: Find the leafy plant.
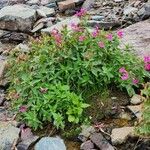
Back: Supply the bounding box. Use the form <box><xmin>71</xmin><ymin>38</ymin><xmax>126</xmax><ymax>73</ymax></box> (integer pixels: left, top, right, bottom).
<box><xmin>6</xmin><ymin>10</ymin><xmax>149</xmax><ymax>130</ymax></box>
<box><xmin>137</xmin><ymin>82</ymin><xmax>150</xmax><ymax>135</ymax></box>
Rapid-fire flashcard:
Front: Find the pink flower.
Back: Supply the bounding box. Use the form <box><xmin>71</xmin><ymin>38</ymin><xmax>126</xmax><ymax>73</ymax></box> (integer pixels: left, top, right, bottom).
<box><xmin>145</xmin><ymin>63</ymin><xmax>150</xmax><ymax>71</ymax></box>
<box><xmin>55</xmin><ymin>33</ymin><xmax>62</xmax><ymax>45</ymax></box>
<box><xmin>117</xmin><ymin>30</ymin><xmax>124</xmax><ymax>38</ymax></box>
<box><xmin>132</xmin><ymin>79</ymin><xmax>139</xmax><ymax>84</ymax></box>
<box><xmin>79</xmin><ymin>35</ymin><xmax>85</xmax><ymax>42</ymax></box>
<box><xmin>98</xmin><ymin>42</ymin><xmax>105</xmax><ymax>48</ymax></box>
<box><xmin>119</xmin><ymin>67</ymin><xmax>127</xmax><ymax>73</ymax></box>
<box><xmin>51</xmin><ymin>28</ymin><xmax>59</xmax><ymax>35</ymax></box>
<box><xmin>75</xmin><ymin>8</ymin><xmax>87</xmax><ymax>17</ymax></box>
<box><xmin>106</xmin><ymin>34</ymin><xmax>113</xmax><ymax>41</ymax></box>
<box><xmin>144</xmin><ymin>56</ymin><xmax>150</xmax><ymax>63</ymax></box>
<box><xmin>119</xmin><ymin>67</ymin><xmax>129</xmax><ymax>80</ymax></box>
<box><xmin>91</xmin><ymin>26</ymin><xmax>99</xmax><ymax>37</ymax></box>
<box><xmin>19</xmin><ymin>105</ymin><xmax>27</xmax><ymax>113</ymax></box>
<box><xmin>70</xmin><ymin>23</ymin><xmax>81</xmax><ymax>32</ymax></box>
<box><xmin>121</xmin><ymin>72</ymin><xmax>129</xmax><ymax>80</ymax></box>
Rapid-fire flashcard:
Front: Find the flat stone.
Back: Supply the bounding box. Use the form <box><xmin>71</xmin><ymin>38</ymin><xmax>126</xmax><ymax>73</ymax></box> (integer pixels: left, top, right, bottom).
<box><xmin>27</xmin><ymin>0</ymin><xmax>40</xmax><ymax>5</ymax></box>
<box><xmin>80</xmin><ymin>140</ymin><xmax>94</xmax><ymax>150</ymax></box>
<box><xmin>35</xmin><ymin>137</ymin><xmax>66</xmax><ymax>150</ymax></box>
<box><xmin>87</xmin><ymin>20</ymin><xmax>120</xmax><ymax>30</ymax></box>
<box><xmin>127</xmin><ymin>104</ymin><xmax>142</xmax><ymax>121</ymax></box>
<box><xmin>36</xmin><ymin>9</ymin><xmax>47</xmax><ymax>18</ymax></box>
<box><xmin>45</xmin><ymin>2</ymin><xmax>57</xmax><ymax>8</ymax></box>
<box><xmin>0</xmin><ymin>30</ymin><xmax>29</xmax><ymax>42</ymax></box>
<box><xmin>0</xmin><ymin>122</ymin><xmax>20</xmax><ymax>150</ymax></box>
<box><xmin>40</xmin><ymin>0</ymin><xmax>56</xmax><ymax>5</ymax></box>
<box><xmin>90</xmin><ymin>133</ymin><xmax>114</xmax><ymax>150</ymax></box>
<box><xmin>38</xmin><ymin>6</ymin><xmax>55</xmax><ymax>17</ymax></box>
<box><xmin>114</xmin><ymin>0</ymin><xmax>124</xmax><ymax>2</ymax></box>
<box><xmin>130</xmin><ymin>94</ymin><xmax>143</xmax><ymax>105</ymax></box>
<box><xmin>32</xmin><ymin>22</ymin><xmax>45</xmax><ymax>32</ymax></box>
<box><xmin>124</xmin><ymin>6</ymin><xmax>138</xmax><ymax>15</ymax></box>
<box><xmin>0</xmin><ymin>4</ymin><xmax>36</xmax><ymax>32</ymax></box>
<box><xmin>120</xmin><ymin>19</ymin><xmax>150</xmax><ymax>57</ymax></box>
<box><xmin>41</xmin><ymin>16</ymin><xmax>80</xmax><ymax>33</ymax></box>
<box><xmin>111</xmin><ymin>127</ymin><xmax>134</xmax><ymax>145</ymax></box>
<box><xmin>91</xmin><ymin>15</ymin><xmax>105</xmax><ymax>21</ymax></box>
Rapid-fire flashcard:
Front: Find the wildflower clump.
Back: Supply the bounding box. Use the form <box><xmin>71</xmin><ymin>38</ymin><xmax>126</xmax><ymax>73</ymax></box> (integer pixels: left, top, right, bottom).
<box><xmin>7</xmin><ymin>10</ymin><xmax>149</xmax><ymax>130</ymax></box>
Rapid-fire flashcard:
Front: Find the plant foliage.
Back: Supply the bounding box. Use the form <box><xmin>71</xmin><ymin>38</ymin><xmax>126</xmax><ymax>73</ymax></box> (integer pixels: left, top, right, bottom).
<box><xmin>7</xmin><ymin>15</ymin><xmax>148</xmax><ymax>130</ymax></box>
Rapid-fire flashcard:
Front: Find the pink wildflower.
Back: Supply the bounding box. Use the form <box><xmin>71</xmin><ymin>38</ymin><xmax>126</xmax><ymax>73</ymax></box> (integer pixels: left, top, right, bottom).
<box><xmin>106</xmin><ymin>34</ymin><xmax>113</xmax><ymax>41</ymax></box>
<box><xmin>119</xmin><ymin>67</ymin><xmax>129</xmax><ymax>80</ymax></box>
<box><xmin>119</xmin><ymin>67</ymin><xmax>127</xmax><ymax>73</ymax></box>
<box><xmin>70</xmin><ymin>23</ymin><xmax>81</xmax><ymax>32</ymax></box>
<box><xmin>19</xmin><ymin>105</ymin><xmax>27</xmax><ymax>113</ymax></box>
<box><xmin>121</xmin><ymin>72</ymin><xmax>129</xmax><ymax>80</ymax></box>
<box><xmin>98</xmin><ymin>42</ymin><xmax>105</xmax><ymax>48</ymax></box>
<box><xmin>51</xmin><ymin>28</ymin><xmax>59</xmax><ymax>35</ymax></box>
<box><xmin>75</xmin><ymin>8</ymin><xmax>87</xmax><ymax>17</ymax></box>
<box><xmin>132</xmin><ymin>79</ymin><xmax>139</xmax><ymax>84</ymax></box>
<box><xmin>117</xmin><ymin>30</ymin><xmax>124</xmax><ymax>38</ymax></box>
<box><xmin>91</xmin><ymin>26</ymin><xmax>99</xmax><ymax>37</ymax></box>
<box><xmin>144</xmin><ymin>56</ymin><xmax>150</xmax><ymax>63</ymax></box>
<box><xmin>55</xmin><ymin>33</ymin><xmax>62</xmax><ymax>45</ymax></box>
<box><xmin>79</xmin><ymin>35</ymin><xmax>85</xmax><ymax>42</ymax></box>
<box><xmin>145</xmin><ymin>63</ymin><xmax>150</xmax><ymax>71</ymax></box>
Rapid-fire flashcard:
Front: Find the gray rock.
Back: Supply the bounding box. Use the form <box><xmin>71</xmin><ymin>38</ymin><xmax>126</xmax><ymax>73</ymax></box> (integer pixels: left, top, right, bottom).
<box><xmin>36</xmin><ymin>9</ymin><xmax>47</xmax><ymax>18</ymax></box>
<box><xmin>0</xmin><ymin>29</ymin><xmax>29</xmax><ymax>42</ymax></box>
<box><xmin>90</xmin><ymin>133</ymin><xmax>114</xmax><ymax>150</ymax></box>
<box><xmin>130</xmin><ymin>94</ymin><xmax>143</xmax><ymax>105</ymax></box>
<box><xmin>40</xmin><ymin>0</ymin><xmax>56</xmax><ymax>5</ymax></box>
<box><xmin>119</xmin><ymin>111</ymin><xmax>131</xmax><ymax>120</ymax></box>
<box><xmin>41</xmin><ymin>16</ymin><xmax>80</xmax><ymax>33</ymax></box>
<box><xmin>111</xmin><ymin>127</ymin><xmax>134</xmax><ymax>145</ymax></box>
<box><xmin>27</xmin><ymin>0</ymin><xmax>40</xmax><ymax>5</ymax></box>
<box><xmin>0</xmin><ymin>4</ymin><xmax>36</xmax><ymax>32</ymax></box>
<box><xmin>87</xmin><ymin>20</ymin><xmax>120</xmax><ymax>29</ymax></box>
<box><xmin>113</xmin><ymin>0</ymin><xmax>124</xmax><ymax>2</ymax></box>
<box><xmin>82</xmin><ymin>0</ymin><xmax>95</xmax><ymax>10</ymax></box>
<box><xmin>78</xmin><ymin>125</ymin><xmax>95</xmax><ymax>142</ymax></box>
<box><xmin>137</xmin><ymin>7</ymin><xmax>146</xmax><ymax>17</ymax></box>
<box><xmin>0</xmin><ymin>59</ymin><xmax>6</xmax><ymax>80</ymax></box>
<box><xmin>127</xmin><ymin>105</ymin><xmax>142</xmax><ymax>121</ymax></box>
<box><xmin>45</xmin><ymin>2</ymin><xmax>57</xmax><ymax>8</ymax></box>
<box><xmin>120</xmin><ymin>19</ymin><xmax>150</xmax><ymax>57</ymax></box>
<box><xmin>15</xmin><ymin>43</ymin><xmax>30</xmax><ymax>53</ymax></box>
<box><xmin>38</xmin><ymin>6</ymin><xmax>55</xmax><ymax>17</ymax></box>
<box><xmin>0</xmin><ymin>122</ymin><xmax>20</xmax><ymax>150</ymax></box>
<box><xmin>80</xmin><ymin>140</ymin><xmax>94</xmax><ymax>150</ymax></box>
<box><xmin>91</xmin><ymin>15</ymin><xmax>105</xmax><ymax>21</ymax></box>
<box><xmin>35</xmin><ymin>137</ymin><xmax>66</xmax><ymax>150</ymax></box>
<box><xmin>32</xmin><ymin>22</ymin><xmax>45</xmax><ymax>32</ymax></box>
<box><xmin>124</xmin><ymin>6</ymin><xmax>138</xmax><ymax>15</ymax></box>
<box><xmin>17</xmin><ymin>128</ymin><xmax>39</xmax><ymax>150</ymax></box>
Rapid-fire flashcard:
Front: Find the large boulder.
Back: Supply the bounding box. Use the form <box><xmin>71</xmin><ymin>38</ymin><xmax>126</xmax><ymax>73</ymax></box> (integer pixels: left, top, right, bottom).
<box><xmin>0</xmin><ymin>4</ymin><xmax>37</xmax><ymax>32</ymax></box>
<box><xmin>121</xmin><ymin>19</ymin><xmax>150</xmax><ymax>57</ymax></box>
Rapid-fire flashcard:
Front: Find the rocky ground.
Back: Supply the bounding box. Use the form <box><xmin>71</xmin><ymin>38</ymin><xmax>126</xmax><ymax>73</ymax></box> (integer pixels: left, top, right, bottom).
<box><xmin>0</xmin><ymin>0</ymin><xmax>150</xmax><ymax>150</ymax></box>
